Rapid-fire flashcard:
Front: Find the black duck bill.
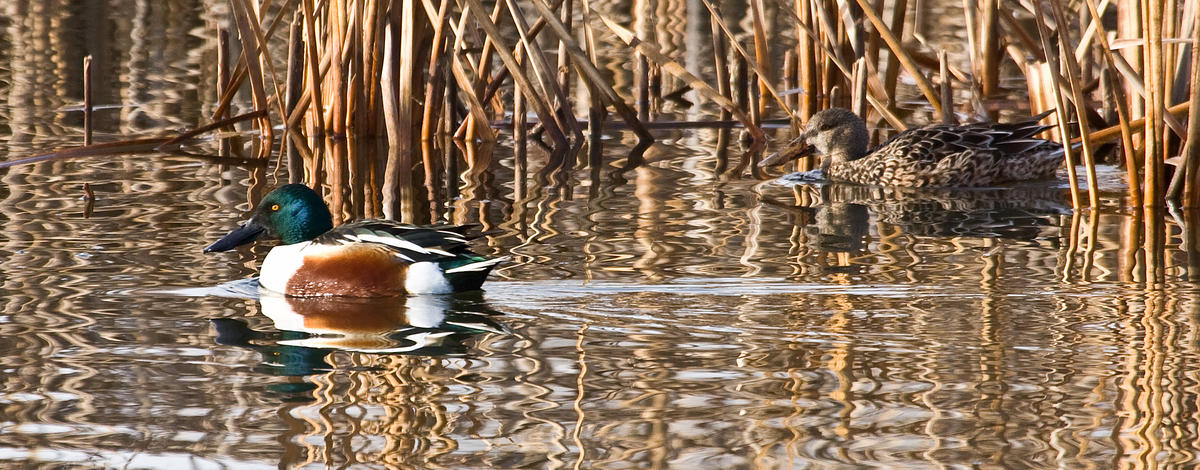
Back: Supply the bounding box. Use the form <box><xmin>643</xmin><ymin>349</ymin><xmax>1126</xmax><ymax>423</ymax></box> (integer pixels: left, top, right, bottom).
<box><xmin>204</xmin><ymin>219</ymin><xmax>267</xmax><ymax>253</ymax></box>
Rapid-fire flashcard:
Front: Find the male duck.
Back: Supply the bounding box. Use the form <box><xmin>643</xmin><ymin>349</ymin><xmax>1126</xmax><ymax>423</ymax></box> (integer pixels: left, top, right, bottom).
<box><xmin>759</xmin><ymin>108</ymin><xmax>1063</xmax><ymax>187</ymax></box>
<box><xmin>204</xmin><ymin>184</ymin><xmax>505</xmax><ymax>297</ymax></box>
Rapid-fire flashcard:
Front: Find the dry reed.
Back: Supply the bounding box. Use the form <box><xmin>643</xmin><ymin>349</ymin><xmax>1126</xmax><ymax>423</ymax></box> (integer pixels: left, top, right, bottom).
<box><xmin>196</xmin><ymin>0</ymin><xmax>1196</xmax><ymax>211</ymax></box>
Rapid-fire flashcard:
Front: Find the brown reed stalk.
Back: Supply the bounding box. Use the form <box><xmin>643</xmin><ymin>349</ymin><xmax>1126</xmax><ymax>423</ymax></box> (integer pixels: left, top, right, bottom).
<box><xmin>212</xmin><ymin>1</ymin><xmax>296</xmax><ymax>124</ymax></box>
<box><xmin>1031</xmin><ymin>3</ymin><xmax>1081</xmax><ymax>209</ymax></box>
<box><xmin>555</xmin><ymin>0</ymin><xmax>573</xmax><ymax>97</ymax></box>
<box><xmin>464</xmin><ymin>0</ymin><xmax>570</xmax><ymax>150</ymax></box>
<box><xmin>1144</xmin><ymin>0</ymin><xmax>1165</xmax><ymax>206</ymax></box>
<box><xmin>1083</xmin><ymin>101</ymin><xmax>1191</xmax><ymax>145</ymax></box>
<box><xmin>864</xmin><ymin>0</ymin><xmax>881</xmax><ymax>71</ymax></box>
<box><xmin>961</xmin><ymin>0</ymin><xmax>979</xmax><ymax>94</ymax></box>
<box><xmin>750</xmin><ymin>0</ymin><xmax>771</xmax><ymax>118</ymax></box>
<box><xmin>413</xmin><ymin>0</ymin><xmax>494</xmax><ymax>142</ymax></box>
<box><xmin>977</xmin><ymin>0</ymin><xmax>999</xmax><ymax>99</ymax></box>
<box><xmin>636</xmin><ymin>52</ymin><xmax>650</xmax><ymax>121</ymax></box>
<box><xmin>882</xmin><ymin>0</ymin><xmax>907</xmax><ymax>104</ymax></box>
<box><xmin>593</xmin><ymin>10</ymin><xmax>765</xmax><ymax>143</ymax></box>
<box><xmin>526</xmin><ymin>0</ymin><xmax>653</xmax><ymax>143</ymax></box>
<box><xmin>444</xmin><ymin>40</ymin><xmax>497</xmax><ymax>142</ymax></box>
<box><xmin>420</xmin><ymin>0</ymin><xmax>451</xmax><ymax>144</ymax></box>
<box><xmin>808</xmin><ymin>0</ymin><xmax>849</xmax><ymax>110</ymax></box>
<box><xmin>850</xmin><ymin>0</ymin><xmax>942</xmax><ymax>116</ymax></box>
<box><xmin>795</xmin><ymin>0</ymin><xmax>818</xmax><ymax>120</ymax></box>
<box><xmin>701</xmin><ymin>0</ymin><xmax>798</xmax><ymax>124</ymax></box>
<box><xmin>865</xmin><ymin>94</ymin><xmax>906</xmax><ymax>130</ymax></box>
<box><xmin>1082</xmin><ymin>0</ymin><xmax>1140</xmax><ymax>206</ymax></box>
<box><xmin>1170</xmin><ymin>21</ymin><xmax>1200</xmax><ymax>206</ymax></box>
<box><xmin>228</xmin><ymin>0</ymin><xmax>274</xmax><ymax>156</ymax></box>
<box><xmin>734</xmin><ymin>55</ymin><xmax>749</xmax><ymax>114</ymax></box>
<box><xmin>361</xmin><ymin>0</ymin><xmax>383</xmax><ymax>137</ymax></box>
<box><xmin>300</xmin><ymin>0</ymin><xmax>325</xmax><ymax>135</ymax></box>
<box><xmin>711</xmin><ymin>4</ymin><xmax>732</xmax><ymax>118</ymax></box>
<box><xmin>779</xmin><ymin>4</ymin><xmax>888</xmax><ymax>112</ymax></box>
<box><xmin>322</xmin><ymin>1</ymin><xmax>345</xmax><ymax>135</ymax></box>
<box><xmin>380</xmin><ymin>21</ymin><xmax>402</xmax><ymax>150</ymax></box>
<box><xmin>1187</xmin><ymin>15</ymin><xmax>1200</xmax><ymax>208</ymax></box>
<box><xmin>852</xmin><ymin>58</ymin><xmax>868</xmax><ymax>118</ymax></box>
<box><xmin>1049</xmin><ymin>0</ymin><xmax>1099</xmax><ymax>208</ymax></box>
<box><xmin>467</xmin><ymin>0</ymin><xmax>505</xmax><ymax>137</ymax></box>
<box><xmin>397</xmin><ymin>0</ymin><xmax>418</xmax><ymax>161</ymax></box>
<box><xmin>504</xmin><ymin>0</ymin><xmax>583</xmax><ymax>144</ymax></box>
<box><xmin>343</xmin><ymin>1</ymin><xmax>361</xmax><ymax>135</ymax></box>
<box><xmin>477</xmin><ymin>0</ymin><xmax>567</xmax><ymax>107</ymax></box>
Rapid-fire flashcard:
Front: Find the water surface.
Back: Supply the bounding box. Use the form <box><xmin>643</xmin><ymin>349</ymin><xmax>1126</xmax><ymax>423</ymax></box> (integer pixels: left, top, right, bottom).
<box><xmin>3</xmin><ymin>2</ymin><xmax>1200</xmax><ymax>469</ymax></box>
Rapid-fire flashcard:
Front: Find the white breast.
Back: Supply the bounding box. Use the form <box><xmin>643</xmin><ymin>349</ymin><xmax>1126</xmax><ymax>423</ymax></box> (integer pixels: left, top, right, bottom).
<box><xmin>258</xmin><ymin>242</ymin><xmax>311</xmax><ymax>294</ymax></box>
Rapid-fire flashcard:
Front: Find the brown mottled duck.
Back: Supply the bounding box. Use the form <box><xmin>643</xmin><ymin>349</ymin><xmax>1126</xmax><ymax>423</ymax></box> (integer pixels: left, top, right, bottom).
<box><xmin>759</xmin><ymin>108</ymin><xmax>1063</xmax><ymax>187</ymax></box>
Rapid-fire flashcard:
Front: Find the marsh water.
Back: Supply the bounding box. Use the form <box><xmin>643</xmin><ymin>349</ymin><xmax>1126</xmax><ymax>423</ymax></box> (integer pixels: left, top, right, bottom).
<box><xmin>4</xmin><ymin>2</ymin><xmax>1200</xmax><ymax>469</ymax></box>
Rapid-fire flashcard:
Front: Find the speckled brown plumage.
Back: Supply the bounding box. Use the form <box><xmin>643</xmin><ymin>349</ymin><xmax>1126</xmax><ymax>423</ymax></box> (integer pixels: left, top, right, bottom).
<box><xmin>761</xmin><ymin>108</ymin><xmax>1064</xmax><ymax>187</ymax></box>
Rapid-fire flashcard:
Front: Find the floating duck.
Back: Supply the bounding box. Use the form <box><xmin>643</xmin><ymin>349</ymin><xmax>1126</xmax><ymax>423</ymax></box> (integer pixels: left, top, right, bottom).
<box><xmin>760</xmin><ymin>108</ymin><xmax>1062</xmax><ymax>187</ymax></box>
<box><xmin>205</xmin><ymin>184</ymin><xmax>504</xmax><ymax>297</ymax></box>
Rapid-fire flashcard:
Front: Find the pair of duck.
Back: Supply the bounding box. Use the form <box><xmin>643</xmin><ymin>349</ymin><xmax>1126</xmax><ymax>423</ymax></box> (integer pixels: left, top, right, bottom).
<box><xmin>208</xmin><ymin>108</ymin><xmax>1062</xmax><ymax>297</ymax></box>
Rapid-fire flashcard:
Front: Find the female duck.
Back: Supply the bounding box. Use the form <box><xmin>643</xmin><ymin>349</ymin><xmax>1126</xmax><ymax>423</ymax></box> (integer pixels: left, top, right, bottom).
<box><xmin>205</xmin><ymin>184</ymin><xmax>504</xmax><ymax>297</ymax></box>
<box><xmin>759</xmin><ymin>108</ymin><xmax>1063</xmax><ymax>187</ymax></box>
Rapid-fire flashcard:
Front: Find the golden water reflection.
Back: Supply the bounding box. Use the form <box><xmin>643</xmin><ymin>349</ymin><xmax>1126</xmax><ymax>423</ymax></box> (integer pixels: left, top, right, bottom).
<box><xmin>4</xmin><ymin>1</ymin><xmax>1200</xmax><ymax>468</ymax></box>
<box><xmin>5</xmin><ymin>130</ymin><xmax>1200</xmax><ymax>469</ymax></box>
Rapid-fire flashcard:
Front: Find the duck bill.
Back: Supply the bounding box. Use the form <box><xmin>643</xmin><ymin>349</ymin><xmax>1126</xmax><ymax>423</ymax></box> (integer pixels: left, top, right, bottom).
<box><xmin>204</xmin><ymin>220</ymin><xmax>266</xmax><ymax>253</ymax></box>
<box><xmin>758</xmin><ymin>139</ymin><xmax>816</xmax><ymax>167</ymax></box>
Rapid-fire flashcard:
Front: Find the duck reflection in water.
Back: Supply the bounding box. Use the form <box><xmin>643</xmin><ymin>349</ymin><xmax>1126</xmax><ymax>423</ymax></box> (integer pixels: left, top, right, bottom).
<box><xmin>765</xmin><ymin>181</ymin><xmax>1071</xmax><ymax>269</ymax></box>
<box><xmin>212</xmin><ymin>291</ymin><xmax>507</xmax><ymax>392</ymax></box>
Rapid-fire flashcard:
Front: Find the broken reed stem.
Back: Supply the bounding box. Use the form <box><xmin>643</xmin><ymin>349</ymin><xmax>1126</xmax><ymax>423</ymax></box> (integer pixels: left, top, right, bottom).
<box><xmin>783</xmin><ymin>51</ymin><xmax>797</xmax><ymax>113</ymax></box>
<box><xmin>938</xmin><ymin>51</ymin><xmax>953</xmax><ymax>124</ymax></box>
<box><xmin>83</xmin><ymin>55</ymin><xmax>93</xmax><ymax>146</ymax></box>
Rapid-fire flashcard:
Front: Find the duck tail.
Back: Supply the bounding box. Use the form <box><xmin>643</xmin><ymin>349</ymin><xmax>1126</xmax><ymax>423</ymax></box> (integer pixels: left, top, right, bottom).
<box><xmin>444</xmin><ymin>256</ymin><xmax>508</xmax><ymax>291</ymax></box>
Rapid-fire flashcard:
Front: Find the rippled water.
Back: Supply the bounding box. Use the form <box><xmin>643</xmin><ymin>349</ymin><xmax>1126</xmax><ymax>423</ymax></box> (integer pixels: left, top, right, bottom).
<box><xmin>5</xmin><ymin>2</ymin><xmax>1200</xmax><ymax>469</ymax></box>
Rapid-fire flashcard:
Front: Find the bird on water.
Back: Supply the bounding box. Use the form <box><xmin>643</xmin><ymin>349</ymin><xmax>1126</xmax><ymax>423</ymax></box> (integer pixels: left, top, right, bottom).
<box><xmin>759</xmin><ymin>108</ymin><xmax>1063</xmax><ymax>187</ymax></box>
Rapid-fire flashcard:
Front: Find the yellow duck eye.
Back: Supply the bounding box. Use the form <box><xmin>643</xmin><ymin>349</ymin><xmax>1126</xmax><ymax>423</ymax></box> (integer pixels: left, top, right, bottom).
<box><xmin>270</xmin><ymin>204</ymin><xmax>280</xmax><ymax>211</ymax></box>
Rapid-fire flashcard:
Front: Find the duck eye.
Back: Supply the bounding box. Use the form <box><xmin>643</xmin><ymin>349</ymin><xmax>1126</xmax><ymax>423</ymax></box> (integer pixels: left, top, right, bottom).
<box><xmin>270</xmin><ymin>204</ymin><xmax>280</xmax><ymax>211</ymax></box>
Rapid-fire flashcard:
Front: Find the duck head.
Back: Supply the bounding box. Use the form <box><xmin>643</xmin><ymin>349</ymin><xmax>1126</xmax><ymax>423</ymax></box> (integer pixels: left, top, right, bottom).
<box><xmin>204</xmin><ymin>184</ymin><xmax>334</xmax><ymax>252</ymax></box>
<box><xmin>759</xmin><ymin>108</ymin><xmax>870</xmax><ymax>169</ymax></box>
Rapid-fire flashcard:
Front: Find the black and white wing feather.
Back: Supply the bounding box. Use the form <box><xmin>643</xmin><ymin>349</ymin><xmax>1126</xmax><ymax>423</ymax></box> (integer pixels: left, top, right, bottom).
<box><xmin>312</xmin><ymin>220</ymin><xmax>481</xmax><ymax>262</ymax></box>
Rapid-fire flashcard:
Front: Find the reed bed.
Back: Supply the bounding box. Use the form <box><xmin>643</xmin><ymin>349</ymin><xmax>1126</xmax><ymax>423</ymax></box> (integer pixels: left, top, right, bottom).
<box><xmin>203</xmin><ymin>0</ymin><xmax>1197</xmax><ymax>212</ymax></box>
